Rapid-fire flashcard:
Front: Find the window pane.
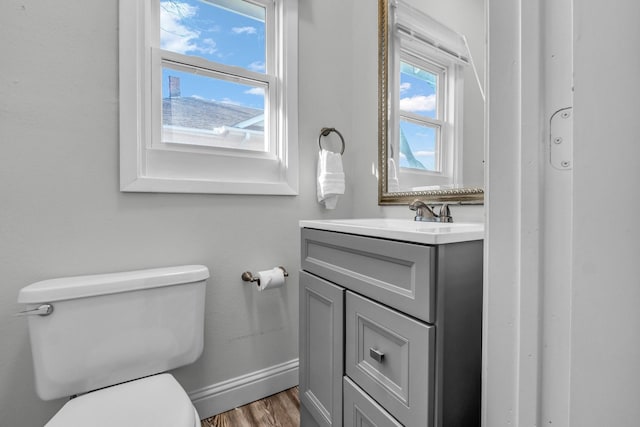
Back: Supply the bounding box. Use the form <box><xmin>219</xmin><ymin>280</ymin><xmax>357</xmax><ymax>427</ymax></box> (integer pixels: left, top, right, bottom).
<box><xmin>160</xmin><ymin>0</ymin><xmax>266</xmax><ymax>73</ymax></box>
<box><xmin>162</xmin><ymin>67</ymin><xmax>267</xmax><ymax>151</ymax></box>
<box><xmin>399</xmin><ymin>62</ymin><xmax>437</xmax><ymax>119</ymax></box>
<box><xmin>399</xmin><ymin>119</ymin><xmax>439</xmax><ymax>172</ymax></box>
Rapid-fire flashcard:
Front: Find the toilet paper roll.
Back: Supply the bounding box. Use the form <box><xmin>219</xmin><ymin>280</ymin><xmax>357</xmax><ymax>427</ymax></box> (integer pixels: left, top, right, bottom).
<box><xmin>256</xmin><ymin>267</ymin><xmax>286</xmax><ymax>291</ymax></box>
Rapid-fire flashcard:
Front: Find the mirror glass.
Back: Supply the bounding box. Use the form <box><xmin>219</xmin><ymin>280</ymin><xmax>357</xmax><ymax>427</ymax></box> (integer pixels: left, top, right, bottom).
<box><xmin>378</xmin><ymin>0</ymin><xmax>485</xmax><ymax>204</ymax></box>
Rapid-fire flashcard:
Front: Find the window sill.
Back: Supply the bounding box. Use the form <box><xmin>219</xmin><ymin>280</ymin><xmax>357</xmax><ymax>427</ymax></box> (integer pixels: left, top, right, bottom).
<box><xmin>120</xmin><ymin>176</ymin><xmax>298</xmax><ymax>195</ymax></box>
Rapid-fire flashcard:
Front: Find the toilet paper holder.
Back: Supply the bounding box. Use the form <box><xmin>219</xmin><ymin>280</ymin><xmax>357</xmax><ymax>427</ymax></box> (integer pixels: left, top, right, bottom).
<box><xmin>241</xmin><ymin>266</ymin><xmax>289</xmax><ymax>285</ymax></box>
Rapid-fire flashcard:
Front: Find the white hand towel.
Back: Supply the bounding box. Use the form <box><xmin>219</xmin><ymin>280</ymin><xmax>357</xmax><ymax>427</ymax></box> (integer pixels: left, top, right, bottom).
<box><xmin>317</xmin><ymin>149</ymin><xmax>345</xmax><ymax>209</ymax></box>
<box><xmin>387</xmin><ymin>158</ymin><xmax>401</xmax><ymax>193</ymax></box>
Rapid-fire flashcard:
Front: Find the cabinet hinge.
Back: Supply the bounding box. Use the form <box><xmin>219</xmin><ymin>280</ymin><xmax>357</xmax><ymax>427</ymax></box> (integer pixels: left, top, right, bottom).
<box><xmin>550</xmin><ymin>107</ymin><xmax>573</xmax><ymax>170</ymax></box>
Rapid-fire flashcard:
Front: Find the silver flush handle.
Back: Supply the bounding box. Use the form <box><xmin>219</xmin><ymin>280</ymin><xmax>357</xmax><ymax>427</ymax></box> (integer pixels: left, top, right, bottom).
<box><xmin>16</xmin><ymin>304</ymin><xmax>54</xmax><ymax>317</ymax></box>
<box><xmin>369</xmin><ymin>348</ymin><xmax>385</xmax><ymax>363</ymax></box>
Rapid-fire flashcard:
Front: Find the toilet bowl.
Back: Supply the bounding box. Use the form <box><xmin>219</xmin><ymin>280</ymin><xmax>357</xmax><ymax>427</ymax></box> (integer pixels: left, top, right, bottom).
<box><xmin>17</xmin><ymin>265</ymin><xmax>210</xmax><ymax>427</ymax></box>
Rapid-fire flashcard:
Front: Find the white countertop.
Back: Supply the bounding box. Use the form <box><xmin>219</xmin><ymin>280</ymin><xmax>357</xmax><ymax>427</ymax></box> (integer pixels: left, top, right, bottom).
<box><xmin>300</xmin><ymin>218</ymin><xmax>485</xmax><ymax>245</ymax></box>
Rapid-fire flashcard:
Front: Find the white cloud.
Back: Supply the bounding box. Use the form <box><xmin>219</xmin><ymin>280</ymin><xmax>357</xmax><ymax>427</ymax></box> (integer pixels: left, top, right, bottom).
<box><xmin>245</xmin><ymin>87</ymin><xmax>265</xmax><ymax>96</ymax></box>
<box><xmin>160</xmin><ymin>2</ymin><xmax>199</xmax><ymax>54</ymax></box>
<box><xmin>248</xmin><ymin>61</ymin><xmax>266</xmax><ymax>72</ymax></box>
<box><xmin>220</xmin><ymin>98</ymin><xmax>242</xmax><ymax>106</ymax></box>
<box><xmin>160</xmin><ymin>2</ymin><xmax>217</xmax><ymax>55</ymax></box>
<box><xmin>413</xmin><ymin>150</ymin><xmax>435</xmax><ymax>156</ymax></box>
<box><xmin>232</xmin><ymin>26</ymin><xmax>257</xmax><ymax>35</ymax></box>
<box><xmin>199</xmin><ymin>38</ymin><xmax>217</xmax><ymax>55</ymax></box>
<box><xmin>400</xmin><ymin>82</ymin><xmax>411</xmax><ymax>93</ymax></box>
<box><xmin>399</xmin><ymin>95</ymin><xmax>436</xmax><ymax>112</ymax></box>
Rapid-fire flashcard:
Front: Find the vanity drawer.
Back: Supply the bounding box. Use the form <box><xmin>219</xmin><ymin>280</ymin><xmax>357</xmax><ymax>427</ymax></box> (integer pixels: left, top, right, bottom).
<box><xmin>301</xmin><ymin>228</ymin><xmax>435</xmax><ymax>323</ymax></box>
<box><xmin>343</xmin><ymin>376</ymin><xmax>402</xmax><ymax>427</ymax></box>
<box><xmin>345</xmin><ymin>291</ymin><xmax>434</xmax><ymax>427</ymax></box>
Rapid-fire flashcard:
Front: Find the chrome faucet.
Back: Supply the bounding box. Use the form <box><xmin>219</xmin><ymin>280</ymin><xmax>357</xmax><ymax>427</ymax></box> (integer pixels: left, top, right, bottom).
<box><xmin>409</xmin><ymin>200</ymin><xmax>453</xmax><ymax>223</ymax></box>
<box><xmin>409</xmin><ymin>200</ymin><xmax>438</xmax><ymax>222</ymax></box>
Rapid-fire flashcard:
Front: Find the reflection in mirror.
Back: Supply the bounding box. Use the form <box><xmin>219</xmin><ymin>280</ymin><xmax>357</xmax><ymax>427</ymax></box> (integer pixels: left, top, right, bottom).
<box><xmin>379</xmin><ymin>0</ymin><xmax>485</xmax><ymax>204</ymax></box>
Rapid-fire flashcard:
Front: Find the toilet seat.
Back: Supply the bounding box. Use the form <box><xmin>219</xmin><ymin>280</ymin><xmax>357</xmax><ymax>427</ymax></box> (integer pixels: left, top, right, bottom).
<box><xmin>46</xmin><ymin>374</ymin><xmax>199</xmax><ymax>427</ymax></box>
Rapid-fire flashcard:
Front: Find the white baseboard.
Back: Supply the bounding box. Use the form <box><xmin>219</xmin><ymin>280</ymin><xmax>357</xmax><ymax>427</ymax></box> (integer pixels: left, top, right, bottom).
<box><xmin>188</xmin><ymin>359</ymin><xmax>299</xmax><ymax>420</ymax></box>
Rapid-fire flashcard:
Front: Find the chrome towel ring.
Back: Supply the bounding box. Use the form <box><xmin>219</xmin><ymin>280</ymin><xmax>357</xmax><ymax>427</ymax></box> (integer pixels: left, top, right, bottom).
<box><xmin>318</xmin><ymin>127</ymin><xmax>345</xmax><ymax>155</ymax></box>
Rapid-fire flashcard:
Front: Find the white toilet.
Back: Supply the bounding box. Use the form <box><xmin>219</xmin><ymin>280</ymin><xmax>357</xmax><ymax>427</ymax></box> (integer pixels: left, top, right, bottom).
<box><xmin>17</xmin><ymin>265</ymin><xmax>210</xmax><ymax>427</ymax></box>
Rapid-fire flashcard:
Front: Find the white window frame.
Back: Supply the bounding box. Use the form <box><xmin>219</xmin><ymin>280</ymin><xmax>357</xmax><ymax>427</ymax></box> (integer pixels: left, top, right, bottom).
<box><xmin>119</xmin><ymin>0</ymin><xmax>298</xmax><ymax>195</ymax></box>
<box><xmin>389</xmin><ymin>0</ymin><xmax>466</xmax><ymax>190</ymax></box>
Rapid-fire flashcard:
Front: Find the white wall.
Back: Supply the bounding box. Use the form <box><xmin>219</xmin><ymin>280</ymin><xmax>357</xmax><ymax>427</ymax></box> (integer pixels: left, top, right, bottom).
<box><xmin>570</xmin><ymin>1</ymin><xmax>640</xmax><ymax>425</ymax></box>
<box><xmin>0</xmin><ymin>0</ymin><xmax>357</xmax><ymax>425</ymax></box>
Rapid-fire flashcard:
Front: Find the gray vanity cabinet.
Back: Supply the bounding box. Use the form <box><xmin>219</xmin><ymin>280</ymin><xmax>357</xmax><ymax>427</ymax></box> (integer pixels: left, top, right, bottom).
<box><xmin>300</xmin><ymin>227</ymin><xmax>483</xmax><ymax>427</ymax></box>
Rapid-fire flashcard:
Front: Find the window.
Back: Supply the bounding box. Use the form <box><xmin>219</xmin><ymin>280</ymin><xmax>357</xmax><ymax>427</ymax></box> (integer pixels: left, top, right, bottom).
<box><xmin>119</xmin><ymin>0</ymin><xmax>298</xmax><ymax>194</ymax></box>
<box><xmin>389</xmin><ymin>1</ymin><xmax>468</xmax><ymax>189</ymax></box>
<box><xmin>398</xmin><ymin>60</ymin><xmax>444</xmax><ymax>173</ymax></box>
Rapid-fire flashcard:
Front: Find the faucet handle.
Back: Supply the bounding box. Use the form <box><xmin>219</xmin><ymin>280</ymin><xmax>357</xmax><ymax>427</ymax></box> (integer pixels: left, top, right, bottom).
<box><xmin>439</xmin><ymin>204</ymin><xmax>453</xmax><ymax>223</ymax></box>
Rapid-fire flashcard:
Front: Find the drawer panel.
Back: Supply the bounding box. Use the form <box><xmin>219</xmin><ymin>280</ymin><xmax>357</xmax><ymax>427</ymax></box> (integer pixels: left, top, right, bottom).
<box><xmin>301</xmin><ymin>228</ymin><xmax>435</xmax><ymax>323</ymax></box>
<box><xmin>343</xmin><ymin>377</ymin><xmax>402</xmax><ymax>427</ymax></box>
<box><xmin>345</xmin><ymin>291</ymin><xmax>434</xmax><ymax>427</ymax></box>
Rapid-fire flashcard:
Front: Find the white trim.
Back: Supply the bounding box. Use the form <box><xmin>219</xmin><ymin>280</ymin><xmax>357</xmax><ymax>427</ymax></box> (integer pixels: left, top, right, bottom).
<box><xmin>540</xmin><ymin>0</ymin><xmax>573</xmax><ymax>425</ymax></box>
<box><xmin>485</xmin><ymin>1</ymin><xmax>578</xmax><ymax>426</ymax></box>
<box><xmin>158</xmin><ymin>49</ymin><xmax>274</xmax><ymax>87</ymax></box>
<box><xmin>119</xmin><ymin>0</ymin><xmax>148</xmax><ymax>190</ymax></box>
<box><xmin>188</xmin><ymin>359</ymin><xmax>299</xmax><ymax>419</ymax></box>
<box><xmin>484</xmin><ymin>0</ymin><xmax>544</xmax><ymax>426</ymax></box>
<box><xmin>123</xmin><ymin>176</ymin><xmax>297</xmax><ymax>195</ymax></box>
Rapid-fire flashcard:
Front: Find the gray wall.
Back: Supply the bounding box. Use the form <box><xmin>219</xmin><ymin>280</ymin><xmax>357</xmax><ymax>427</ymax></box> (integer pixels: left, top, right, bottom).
<box><xmin>0</xmin><ymin>0</ymin><xmax>360</xmax><ymax>425</ymax></box>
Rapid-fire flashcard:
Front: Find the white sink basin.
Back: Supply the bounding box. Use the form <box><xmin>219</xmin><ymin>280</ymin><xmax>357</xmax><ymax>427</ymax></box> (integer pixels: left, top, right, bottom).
<box><xmin>299</xmin><ymin>218</ymin><xmax>484</xmax><ymax>244</ymax></box>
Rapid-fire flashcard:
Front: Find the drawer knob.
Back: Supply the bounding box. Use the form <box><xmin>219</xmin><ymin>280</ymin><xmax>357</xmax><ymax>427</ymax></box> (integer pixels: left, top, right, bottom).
<box><xmin>369</xmin><ymin>348</ymin><xmax>385</xmax><ymax>363</ymax></box>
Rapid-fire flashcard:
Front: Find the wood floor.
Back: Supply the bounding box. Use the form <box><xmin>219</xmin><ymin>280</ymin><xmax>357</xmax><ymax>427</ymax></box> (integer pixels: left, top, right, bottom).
<box><xmin>201</xmin><ymin>387</ymin><xmax>300</xmax><ymax>427</ymax></box>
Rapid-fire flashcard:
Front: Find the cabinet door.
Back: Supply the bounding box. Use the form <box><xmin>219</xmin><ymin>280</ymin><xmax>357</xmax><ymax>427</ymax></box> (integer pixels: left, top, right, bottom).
<box><xmin>343</xmin><ymin>377</ymin><xmax>403</xmax><ymax>427</ymax></box>
<box><xmin>299</xmin><ymin>271</ymin><xmax>344</xmax><ymax>427</ymax></box>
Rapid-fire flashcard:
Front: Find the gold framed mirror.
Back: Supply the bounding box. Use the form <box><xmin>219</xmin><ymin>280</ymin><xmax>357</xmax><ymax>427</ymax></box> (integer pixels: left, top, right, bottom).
<box><xmin>378</xmin><ymin>0</ymin><xmax>485</xmax><ymax>205</ymax></box>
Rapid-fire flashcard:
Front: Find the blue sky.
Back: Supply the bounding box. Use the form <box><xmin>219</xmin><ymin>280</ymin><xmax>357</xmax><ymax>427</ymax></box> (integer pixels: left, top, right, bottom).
<box><xmin>160</xmin><ymin>0</ymin><xmax>266</xmax><ymax>110</ymax></box>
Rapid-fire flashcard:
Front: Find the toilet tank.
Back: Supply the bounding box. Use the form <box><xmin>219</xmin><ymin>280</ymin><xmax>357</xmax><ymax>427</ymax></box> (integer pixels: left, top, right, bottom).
<box><xmin>17</xmin><ymin>265</ymin><xmax>209</xmax><ymax>400</ymax></box>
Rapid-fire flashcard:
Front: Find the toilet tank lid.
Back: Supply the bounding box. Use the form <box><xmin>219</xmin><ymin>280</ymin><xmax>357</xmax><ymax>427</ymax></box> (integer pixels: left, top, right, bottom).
<box><xmin>18</xmin><ymin>265</ymin><xmax>209</xmax><ymax>303</ymax></box>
